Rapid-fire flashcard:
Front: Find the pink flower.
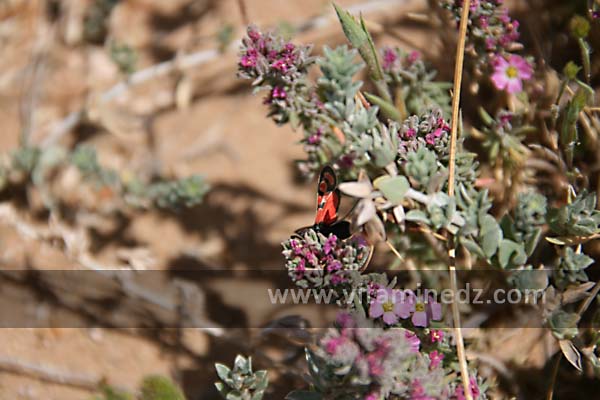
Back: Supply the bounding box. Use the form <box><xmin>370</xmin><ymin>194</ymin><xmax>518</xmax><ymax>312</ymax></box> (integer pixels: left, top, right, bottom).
<box><xmin>405</xmin><ymin>330</ymin><xmax>421</xmax><ymax>353</ymax></box>
<box><xmin>369</xmin><ymin>289</ymin><xmax>411</xmax><ymax>325</ymax></box>
<box><xmin>430</xmin><ymin>329</ymin><xmax>444</xmax><ymax>343</ymax></box>
<box><xmin>382</xmin><ymin>47</ymin><xmax>397</xmax><ymax>70</ymax></box>
<box><xmin>324</xmin><ymin>336</ymin><xmax>346</xmax><ymax>355</ymax></box>
<box><xmin>491</xmin><ymin>55</ymin><xmax>532</xmax><ymax>93</ymax></box>
<box><xmin>323</xmin><ymin>235</ymin><xmax>337</xmax><ymax>254</ymax></box>
<box><xmin>408</xmin><ymin>296</ymin><xmax>442</xmax><ymax>328</ymax></box>
<box><xmin>429</xmin><ymin>350</ymin><xmax>444</xmax><ymax>369</ymax></box>
<box><xmin>479</xmin><ymin>15</ymin><xmax>489</xmax><ymax>28</ymax></box>
<box><xmin>336</xmin><ymin>312</ymin><xmax>355</xmax><ymax>329</ymax></box>
<box><xmin>455</xmin><ymin>376</ymin><xmax>480</xmax><ymax>400</ymax></box>
<box><xmin>271</xmin><ymin>86</ymin><xmax>287</xmax><ymax>99</ymax></box>
<box><xmin>411</xmin><ymin>379</ymin><xmax>435</xmax><ymax>400</ymax></box>
<box><xmin>365</xmin><ymin>391</ymin><xmax>380</xmax><ymax>400</ymax></box>
<box><xmin>404</xmin><ymin>128</ymin><xmax>416</xmax><ymax>139</ymax></box>
<box><xmin>240</xmin><ymin>48</ymin><xmax>258</xmax><ymax>68</ymax></box>
<box><xmin>271</xmin><ymin>58</ymin><xmax>289</xmax><ymax>72</ymax></box>
<box><xmin>407</xmin><ymin>50</ymin><xmax>421</xmax><ymax>64</ymax></box>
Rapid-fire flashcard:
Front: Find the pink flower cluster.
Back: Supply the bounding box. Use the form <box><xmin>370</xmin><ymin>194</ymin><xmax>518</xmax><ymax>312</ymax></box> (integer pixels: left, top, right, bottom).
<box><xmin>381</xmin><ymin>47</ymin><xmax>421</xmax><ymax>72</ymax></box>
<box><xmin>454</xmin><ymin>377</ymin><xmax>481</xmax><ymax>400</ymax></box>
<box><xmin>282</xmin><ymin>230</ymin><xmax>371</xmax><ymax>288</ymax></box>
<box><xmin>322</xmin><ymin>316</ymin><xmax>410</xmax><ymax>379</ymax></box>
<box><xmin>239</xmin><ymin>27</ymin><xmax>300</xmax><ymax>77</ymax></box>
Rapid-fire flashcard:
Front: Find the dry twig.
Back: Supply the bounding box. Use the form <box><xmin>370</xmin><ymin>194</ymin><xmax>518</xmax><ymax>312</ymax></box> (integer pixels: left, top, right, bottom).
<box><xmin>447</xmin><ymin>0</ymin><xmax>473</xmax><ymax>399</ymax></box>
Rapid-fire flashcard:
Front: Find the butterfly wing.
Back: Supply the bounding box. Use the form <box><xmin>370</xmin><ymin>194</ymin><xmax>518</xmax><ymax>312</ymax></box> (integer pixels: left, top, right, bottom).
<box><xmin>318</xmin><ymin>220</ymin><xmax>351</xmax><ymax>240</ymax></box>
<box><xmin>315</xmin><ymin>166</ymin><xmax>340</xmax><ymax>226</ymax></box>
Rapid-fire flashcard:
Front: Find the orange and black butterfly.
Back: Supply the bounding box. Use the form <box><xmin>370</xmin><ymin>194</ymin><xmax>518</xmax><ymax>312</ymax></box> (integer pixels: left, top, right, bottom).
<box><xmin>296</xmin><ymin>166</ymin><xmax>351</xmax><ymax>239</ymax></box>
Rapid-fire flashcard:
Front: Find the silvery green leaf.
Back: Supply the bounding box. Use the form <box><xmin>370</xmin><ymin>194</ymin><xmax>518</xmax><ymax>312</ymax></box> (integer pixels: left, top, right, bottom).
<box><xmin>405</xmin><ymin>210</ymin><xmax>430</xmax><ymax>224</ymax></box>
<box><xmin>226</xmin><ymin>391</ymin><xmax>243</xmax><ymax>400</ymax></box>
<box><xmin>548</xmin><ymin>309</ymin><xmax>580</xmax><ymax>340</ymax></box>
<box><xmin>234</xmin><ymin>355</ymin><xmax>250</xmax><ymax>373</ymax></box>
<box><xmin>524</xmin><ymin>228</ymin><xmax>542</xmax><ymax>256</ymax></box>
<box><xmin>480</xmin><ymin>215</ymin><xmax>502</xmax><ymax>259</ymax></box>
<box><xmin>460</xmin><ymin>238</ymin><xmax>485</xmax><ymax>259</ymax></box>
<box><xmin>508</xmin><ymin>268</ymin><xmax>548</xmax><ymax>291</ymax></box>
<box><xmin>332</xmin><ymin>4</ymin><xmax>391</xmax><ymax>101</ymax></box>
<box><xmin>253</xmin><ymin>371</ymin><xmax>269</xmax><ymax>391</ymax></box>
<box><xmin>363</xmin><ymin>92</ymin><xmax>402</xmax><ymax>122</ymax></box>
<box><xmin>373</xmin><ymin>175</ymin><xmax>409</xmax><ymax>205</ymax></box>
<box><xmin>215</xmin><ymin>363</ymin><xmax>231</xmax><ymax>383</ymax></box>
<box><xmin>215</xmin><ymin>382</ymin><xmax>227</xmax><ymax>396</ymax></box>
<box><xmin>497</xmin><ymin>239</ymin><xmax>527</xmax><ymax>269</ymax></box>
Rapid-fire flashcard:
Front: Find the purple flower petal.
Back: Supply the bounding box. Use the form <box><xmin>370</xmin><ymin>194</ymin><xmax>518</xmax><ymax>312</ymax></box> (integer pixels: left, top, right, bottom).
<box><xmin>491</xmin><ymin>71</ymin><xmax>508</xmax><ymax>91</ymax></box>
<box><xmin>428</xmin><ymin>302</ymin><xmax>442</xmax><ymax>321</ymax></box>
<box><xmin>369</xmin><ymin>302</ymin><xmax>384</xmax><ymax>319</ymax></box>
<box><xmin>394</xmin><ymin>301</ymin><xmax>412</xmax><ymax>319</ymax></box>
<box><xmin>505</xmin><ymin>77</ymin><xmax>523</xmax><ymax>94</ymax></box>
<box><xmin>382</xmin><ymin>311</ymin><xmax>399</xmax><ymax>325</ymax></box>
<box><xmin>412</xmin><ymin>311</ymin><xmax>428</xmax><ymax>327</ymax></box>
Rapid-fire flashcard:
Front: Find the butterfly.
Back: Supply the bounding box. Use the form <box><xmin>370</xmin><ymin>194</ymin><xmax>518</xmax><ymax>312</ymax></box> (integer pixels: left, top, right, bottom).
<box><xmin>295</xmin><ymin>165</ymin><xmax>352</xmax><ymax>239</ymax></box>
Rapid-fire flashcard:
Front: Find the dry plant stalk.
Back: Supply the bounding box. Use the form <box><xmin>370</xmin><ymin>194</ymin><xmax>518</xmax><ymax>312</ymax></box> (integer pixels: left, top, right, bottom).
<box><xmin>447</xmin><ymin>0</ymin><xmax>473</xmax><ymax>399</ymax></box>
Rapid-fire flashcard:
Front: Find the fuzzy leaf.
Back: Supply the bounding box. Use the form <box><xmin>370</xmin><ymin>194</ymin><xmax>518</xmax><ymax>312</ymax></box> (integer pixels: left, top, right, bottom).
<box><xmin>215</xmin><ymin>364</ymin><xmax>231</xmax><ymax>383</ymax></box>
<box><xmin>405</xmin><ymin>210</ymin><xmax>430</xmax><ymax>224</ymax></box>
<box><xmin>374</xmin><ymin>175</ymin><xmax>409</xmax><ymax>205</ymax></box>
<box><xmin>498</xmin><ymin>239</ymin><xmax>527</xmax><ymax>269</ymax></box>
<box><xmin>548</xmin><ymin>310</ymin><xmax>580</xmax><ymax>340</ymax></box>
<box><xmin>363</xmin><ymin>92</ymin><xmax>402</xmax><ymax>122</ymax></box>
<box><xmin>333</xmin><ymin>4</ymin><xmax>391</xmax><ymax>101</ymax></box>
<box><xmin>460</xmin><ymin>238</ymin><xmax>486</xmax><ymax>259</ymax></box>
<box><xmin>480</xmin><ymin>214</ymin><xmax>502</xmax><ymax>259</ymax></box>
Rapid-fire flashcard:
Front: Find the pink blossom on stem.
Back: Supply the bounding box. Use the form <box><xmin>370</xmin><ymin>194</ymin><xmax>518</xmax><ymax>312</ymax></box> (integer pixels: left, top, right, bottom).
<box><xmin>429</xmin><ymin>350</ymin><xmax>444</xmax><ymax>369</ymax></box>
<box><xmin>455</xmin><ymin>376</ymin><xmax>480</xmax><ymax>400</ymax></box>
<box><xmin>382</xmin><ymin>47</ymin><xmax>398</xmax><ymax>70</ymax></box>
<box><xmin>430</xmin><ymin>329</ymin><xmax>444</xmax><ymax>343</ymax></box>
<box><xmin>407</xmin><ymin>50</ymin><xmax>421</xmax><ymax>64</ymax></box>
<box><xmin>490</xmin><ymin>54</ymin><xmax>532</xmax><ymax>94</ymax></box>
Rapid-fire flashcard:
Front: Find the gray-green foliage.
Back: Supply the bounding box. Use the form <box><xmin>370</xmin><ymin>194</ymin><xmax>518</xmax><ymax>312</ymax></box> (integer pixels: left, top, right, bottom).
<box><xmin>2</xmin><ymin>144</ymin><xmax>208</xmax><ymax>211</ymax></box>
<box><xmin>215</xmin><ymin>356</ymin><xmax>268</xmax><ymax>400</ymax></box>
<box><xmin>547</xmin><ymin>191</ymin><xmax>600</xmax><ymax>237</ymax></box>
<box><xmin>71</xmin><ymin>145</ymin><xmax>208</xmax><ymax>209</ymax></box>
<box><xmin>109</xmin><ymin>41</ymin><xmax>137</xmax><ymax>75</ymax></box>
<box><xmin>554</xmin><ymin>247</ymin><xmax>594</xmax><ymax>289</ymax></box>
<box><xmin>548</xmin><ymin>309</ymin><xmax>580</xmax><ymax>341</ymax></box>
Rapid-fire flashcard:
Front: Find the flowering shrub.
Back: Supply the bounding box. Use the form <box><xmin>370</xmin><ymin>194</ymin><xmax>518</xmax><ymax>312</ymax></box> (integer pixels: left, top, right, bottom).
<box><xmin>282</xmin><ymin>228</ymin><xmax>371</xmax><ymax>290</ymax></box>
<box><xmin>219</xmin><ymin>1</ymin><xmax>600</xmax><ymax>399</ymax></box>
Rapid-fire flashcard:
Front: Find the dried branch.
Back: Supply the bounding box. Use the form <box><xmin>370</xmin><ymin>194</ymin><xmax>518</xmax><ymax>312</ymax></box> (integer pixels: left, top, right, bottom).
<box><xmin>447</xmin><ymin>0</ymin><xmax>473</xmax><ymax>399</ymax></box>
